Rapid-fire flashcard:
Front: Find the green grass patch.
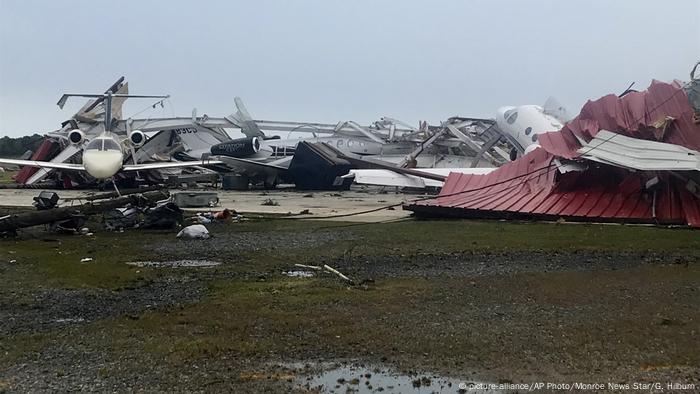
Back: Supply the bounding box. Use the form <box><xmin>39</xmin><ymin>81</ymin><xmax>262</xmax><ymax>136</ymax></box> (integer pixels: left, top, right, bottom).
<box><xmin>0</xmin><ymin>169</ymin><xmax>17</xmax><ymax>184</ymax></box>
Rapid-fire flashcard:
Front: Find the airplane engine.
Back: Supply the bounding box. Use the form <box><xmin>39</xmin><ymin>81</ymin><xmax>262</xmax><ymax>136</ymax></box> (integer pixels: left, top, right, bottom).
<box><xmin>67</xmin><ymin>129</ymin><xmax>86</xmax><ymax>145</ymax></box>
<box><xmin>210</xmin><ymin>137</ymin><xmax>261</xmax><ymax>158</ymax></box>
<box><xmin>128</xmin><ymin>130</ymin><xmax>146</xmax><ymax>147</ymax></box>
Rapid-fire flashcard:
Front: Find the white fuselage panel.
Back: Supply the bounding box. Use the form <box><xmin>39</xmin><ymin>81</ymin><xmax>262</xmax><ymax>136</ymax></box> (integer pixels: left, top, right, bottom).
<box><xmin>82</xmin><ymin>149</ymin><xmax>124</xmax><ymax>179</ymax></box>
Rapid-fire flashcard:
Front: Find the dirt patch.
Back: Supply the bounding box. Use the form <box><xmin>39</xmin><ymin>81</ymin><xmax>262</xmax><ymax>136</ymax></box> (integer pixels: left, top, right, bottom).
<box><xmin>150</xmin><ymin>228</ymin><xmax>352</xmax><ymax>259</ymax></box>
<box><xmin>331</xmin><ymin>250</ymin><xmax>693</xmax><ymax>279</ymax></box>
<box><xmin>0</xmin><ymin>275</ymin><xmax>204</xmax><ymax>335</ymax></box>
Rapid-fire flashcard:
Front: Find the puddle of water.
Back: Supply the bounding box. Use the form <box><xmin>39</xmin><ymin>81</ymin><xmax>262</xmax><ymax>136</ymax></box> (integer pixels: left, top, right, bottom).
<box><xmin>125</xmin><ymin>260</ymin><xmax>221</xmax><ymax>268</ymax></box>
<box><xmin>283</xmin><ymin>362</ymin><xmax>505</xmax><ymax>394</ymax></box>
<box><xmin>283</xmin><ymin>270</ymin><xmax>315</xmax><ymax>278</ymax></box>
<box><xmin>54</xmin><ymin>317</ymin><xmax>85</xmax><ymax>323</ymax></box>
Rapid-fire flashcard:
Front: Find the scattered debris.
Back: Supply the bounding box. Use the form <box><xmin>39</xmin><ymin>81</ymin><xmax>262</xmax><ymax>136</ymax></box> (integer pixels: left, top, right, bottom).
<box><xmin>126</xmin><ymin>260</ymin><xmax>221</xmax><ymax>268</ymax></box>
<box><xmin>289</xmin><ymin>263</ymin><xmax>352</xmax><ymax>283</ymax></box>
<box><xmin>103</xmin><ymin>207</ymin><xmax>140</xmax><ymax>231</ymax></box>
<box><xmin>141</xmin><ymin>201</ymin><xmax>183</xmax><ymax>229</ymax></box>
<box><xmin>33</xmin><ymin>191</ymin><xmax>59</xmax><ymax>210</ymax></box>
<box><xmin>54</xmin><ymin>317</ymin><xmax>86</xmax><ymax>324</ymax></box>
<box><xmin>189</xmin><ymin>208</ymin><xmax>235</xmax><ymax>224</ymax></box>
<box><xmin>48</xmin><ymin>215</ymin><xmax>87</xmax><ymax>234</ymax></box>
<box><xmin>261</xmin><ymin>198</ymin><xmax>279</xmax><ymax>206</ymax></box>
<box><xmin>0</xmin><ymin>190</ymin><xmax>170</xmax><ymax>234</ymax></box>
<box><xmin>282</xmin><ymin>270</ymin><xmax>315</xmax><ymax>278</ymax></box>
<box><xmin>80</xmin><ymin>257</ymin><xmax>93</xmax><ymax>263</ymax></box>
<box><xmin>176</xmin><ymin>224</ymin><xmax>210</xmax><ymax>239</ymax></box>
<box><xmin>294</xmin><ymin>263</ymin><xmax>323</xmax><ymax>271</ymax></box>
<box><xmin>172</xmin><ymin>191</ymin><xmax>219</xmax><ymax>208</ymax></box>
<box><xmin>323</xmin><ymin>264</ymin><xmax>353</xmax><ymax>283</ymax></box>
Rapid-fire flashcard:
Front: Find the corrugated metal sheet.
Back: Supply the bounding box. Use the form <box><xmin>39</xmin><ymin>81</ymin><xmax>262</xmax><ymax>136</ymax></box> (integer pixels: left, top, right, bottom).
<box><xmin>578</xmin><ymin>130</ymin><xmax>700</xmax><ymax>171</ymax></box>
<box><xmin>539</xmin><ymin>80</ymin><xmax>700</xmax><ymax>157</ymax></box>
<box><xmin>406</xmin><ymin>81</ymin><xmax>700</xmax><ymax>227</ymax></box>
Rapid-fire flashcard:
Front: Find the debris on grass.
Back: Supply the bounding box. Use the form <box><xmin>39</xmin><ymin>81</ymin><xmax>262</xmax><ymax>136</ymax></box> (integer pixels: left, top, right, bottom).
<box><xmin>176</xmin><ymin>224</ymin><xmax>210</xmax><ymax>239</ymax></box>
<box><xmin>261</xmin><ymin>198</ymin><xmax>279</xmax><ymax>206</ymax></box>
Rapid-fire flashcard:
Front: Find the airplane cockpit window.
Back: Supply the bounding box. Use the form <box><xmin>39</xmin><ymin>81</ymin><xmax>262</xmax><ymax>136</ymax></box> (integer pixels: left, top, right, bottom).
<box><xmin>85</xmin><ymin>138</ymin><xmax>121</xmax><ymax>151</ymax></box>
<box><xmin>504</xmin><ymin>109</ymin><xmax>518</xmax><ymax>124</ymax></box>
<box><xmin>525</xmin><ymin>127</ymin><xmax>532</xmax><ymax>136</ymax></box>
<box><xmin>103</xmin><ymin>139</ymin><xmax>121</xmax><ymax>151</ymax></box>
<box><xmin>85</xmin><ymin>139</ymin><xmax>102</xmax><ymax>151</ymax></box>
<box><xmin>532</xmin><ymin>134</ymin><xmax>539</xmax><ymax>142</ymax></box>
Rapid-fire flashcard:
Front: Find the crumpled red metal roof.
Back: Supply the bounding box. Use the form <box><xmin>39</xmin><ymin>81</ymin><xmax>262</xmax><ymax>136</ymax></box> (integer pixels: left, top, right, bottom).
<box><xmin>406</xmin><ymin>81</ymin><xmax>700</xmax><ymax>227</ymax></box>
<box><xmin>538</xmin><ymin>80</ymin><xmax>700</xmax><ymax>158</ymax></box>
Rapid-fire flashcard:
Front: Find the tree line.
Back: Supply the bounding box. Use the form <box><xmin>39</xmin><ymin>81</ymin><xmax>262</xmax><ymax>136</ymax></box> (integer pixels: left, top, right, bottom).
<box><xmin>0</xmin><ymin>134</ymin><xmax>45</xmax><ymax>158</ymax></box>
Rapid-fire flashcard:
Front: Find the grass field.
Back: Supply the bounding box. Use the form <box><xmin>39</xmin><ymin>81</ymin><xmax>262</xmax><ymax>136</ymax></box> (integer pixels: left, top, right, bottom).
<box><xmin>0</xmin><ymin>169</ymin><xmax>17</xmax><ymax>184</ymax></box>
<box><xmin>1</xmin><ymin>219</ymin><xmax>698</xmax><ymax>392</ymax></box>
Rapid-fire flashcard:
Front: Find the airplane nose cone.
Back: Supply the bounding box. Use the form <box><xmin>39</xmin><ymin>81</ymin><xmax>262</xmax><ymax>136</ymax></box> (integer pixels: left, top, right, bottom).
<box><xmin>82</xmin><ymin>150</ymin><xmax>124</xmax><ymax>179</ymax></box>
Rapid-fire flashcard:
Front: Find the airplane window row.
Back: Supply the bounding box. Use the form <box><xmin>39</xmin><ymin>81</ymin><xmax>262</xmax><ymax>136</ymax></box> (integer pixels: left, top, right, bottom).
<box><xmin>504</xmin><ymin>109</ymin><xmax>518</xmax><ymax>125</ymax></box>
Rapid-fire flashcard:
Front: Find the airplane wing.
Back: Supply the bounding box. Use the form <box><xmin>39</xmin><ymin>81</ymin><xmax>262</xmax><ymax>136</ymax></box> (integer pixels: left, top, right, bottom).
<box><xmin>121</xmin><ymin>159</ymin><xmax>225</xmax><ymax>171</ymax></box>
<box><xmin>26</xmin><ymin>144</ymin><xmax>83</xmax><ymax>184</ymax></box>
<box><xmin>214</xmin><ymin>156</ymin><xmax>290</xmax><ymax>184</ymax></box>
<box><xmin>0</xmin><ymin>158</ymin><xmax>86</xmax><ymax>171</ymax></box>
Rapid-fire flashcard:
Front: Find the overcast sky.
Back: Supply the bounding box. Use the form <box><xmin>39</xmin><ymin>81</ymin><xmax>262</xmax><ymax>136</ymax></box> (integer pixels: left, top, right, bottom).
<box><xmin>0</xmin><ymin>0</ymin><xmax>698</xmax><ymax>137</ymax></box>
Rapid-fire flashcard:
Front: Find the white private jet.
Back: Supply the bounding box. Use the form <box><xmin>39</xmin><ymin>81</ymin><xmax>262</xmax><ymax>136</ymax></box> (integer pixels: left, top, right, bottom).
<box><xmin>0</xmin><ymin>130</ymin><xmax>223</xmax><ymax>182</ymax></box>
<box><xmin>0</xmin><ymin>92</ymin><xmax>224</xmax><ymax>191</ymax></box>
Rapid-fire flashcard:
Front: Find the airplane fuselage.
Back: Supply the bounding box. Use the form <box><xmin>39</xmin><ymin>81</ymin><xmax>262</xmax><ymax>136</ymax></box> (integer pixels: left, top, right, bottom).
<box><xmin>261</xmin><ymin>136</ymin><xmax>414</xmax><ymax>159</ymax></box>
<box><xmin>495</xmin><ymin>105</ymin><xmax>564</xmax><ymax>155</ymax></box>
<box><xmin>81</xmin><ymin>132</ymin><xmax>125</xmax><ymax>179</ymax></box>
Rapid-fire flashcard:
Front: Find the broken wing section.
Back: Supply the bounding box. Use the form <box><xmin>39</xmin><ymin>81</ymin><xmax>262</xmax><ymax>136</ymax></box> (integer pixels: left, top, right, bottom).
<box><xmin>0</xmin><ymin>158</ymin><xmax>86</xmax><ymax>172</ymax></box>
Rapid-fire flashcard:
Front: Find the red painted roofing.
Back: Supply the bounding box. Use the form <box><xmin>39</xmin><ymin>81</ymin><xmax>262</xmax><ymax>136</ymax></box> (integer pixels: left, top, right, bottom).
<box><xmin>406</xmin><ymin>81</ymin><xmax>700</xmax><ymax>227</ymax></box>
<box><xmin>13</xmin><ymin>138</ymin><xmax>60</xmax><ymax>184</ymax></box>
<box><xmin>538</xmin><ymin>80</ymin><xmax>700</xmax><ymax>158</ymax></box>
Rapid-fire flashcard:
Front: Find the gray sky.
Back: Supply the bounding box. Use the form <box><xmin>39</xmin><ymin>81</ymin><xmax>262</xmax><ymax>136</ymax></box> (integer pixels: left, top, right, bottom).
<box><xmin>1</xmin><ymin>0</ymin><xmax>698</xmax><ymax>137</ymax></box>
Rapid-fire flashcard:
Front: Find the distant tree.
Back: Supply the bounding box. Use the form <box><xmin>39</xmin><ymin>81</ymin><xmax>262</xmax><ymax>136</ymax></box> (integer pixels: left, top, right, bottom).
<box><xmin>0</xmin><ymin>134</ymin><xmax>45</xmax><ymax>157</ymax></box>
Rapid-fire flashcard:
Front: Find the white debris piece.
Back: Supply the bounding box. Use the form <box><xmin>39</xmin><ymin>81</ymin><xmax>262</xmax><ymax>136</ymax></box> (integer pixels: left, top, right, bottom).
<box><xmin>80</xmin><ymin>257</ymin><xmax>93</xmax><ymax>263</ymax></box>
<box><xmin>176</xmin><ymin>224</ymin><xmax>210</xmax><ymax>239</ymax></box>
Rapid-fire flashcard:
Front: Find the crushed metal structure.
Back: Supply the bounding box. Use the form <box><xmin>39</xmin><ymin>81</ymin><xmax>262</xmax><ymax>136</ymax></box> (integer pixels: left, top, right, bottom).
<box><xmin>406</xmin><ymin>78</ymin><xmax>700</xmax><ymax>227</ymax></box>
<box><xmin>7</xmin><ymin>76</ymin><xmax>515</xmax><ymax>190</ymax></box>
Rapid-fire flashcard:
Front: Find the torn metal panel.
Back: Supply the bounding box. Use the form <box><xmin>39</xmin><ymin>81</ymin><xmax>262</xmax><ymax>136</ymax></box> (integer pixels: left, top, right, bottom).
<box><xmin>345</xmin><ymin>168</ymin><xmax>495</xmax><ymax>189</ymax></box>
<box><xmin>539</xmin><ymin>80</ymin><xmax>700</xmax><ymax>157</ymax></box>
<box><xmin>578</xmin><ymin>130</ymin><xmax>700</xmax><ymax>171</ymax></box>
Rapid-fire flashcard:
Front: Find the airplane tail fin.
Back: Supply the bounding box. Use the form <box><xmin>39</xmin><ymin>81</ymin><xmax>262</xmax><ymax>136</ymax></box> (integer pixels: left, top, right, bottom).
<box><xmin>225</xmin><ymin>97</ymin><xmax>265</xmax><ymax>138</ymax></box>
<box><xmin>542</xmin><ymin>97</ymin><xmax>571</xmax><ymax>123</ymax></box>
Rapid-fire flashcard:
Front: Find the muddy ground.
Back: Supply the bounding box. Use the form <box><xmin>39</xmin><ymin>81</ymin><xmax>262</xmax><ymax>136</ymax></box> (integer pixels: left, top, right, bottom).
<box><xmin>0</xmin><ymin>218</ymin><xmax>698</xmax><ymax>393</ymax></box>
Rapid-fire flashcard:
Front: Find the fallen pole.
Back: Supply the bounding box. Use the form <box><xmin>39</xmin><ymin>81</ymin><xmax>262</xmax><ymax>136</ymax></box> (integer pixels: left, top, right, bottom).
<box><xmin>0</xmin><ymin>190</ymin><xmax>169</xmax><ymax>232</ymax></box>
<box><xmin>323</xmin><ymin>264</ymin><xmax>353</xmax><ymax>283</ymax></box>
<box><xmin>294</xmin><ymin>263</ymin><xmax>323</xmax><ymax>271</ymax></box>
<box><xmin>80</xmin><ymin>186</ymin><xmax>163</xmax><ymax>201</ymax></box>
